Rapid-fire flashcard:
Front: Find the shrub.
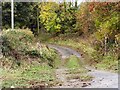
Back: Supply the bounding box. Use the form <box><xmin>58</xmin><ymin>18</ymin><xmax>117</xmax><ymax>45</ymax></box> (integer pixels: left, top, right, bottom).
<box><xmin>1</xmin><ymin>29</ymin><xmax>34</xmax><ymax>67</ymax></box>
<box><xmin>1</xmin><ymin>29</ymin><xmax>60</xmax><ymax>68</ymax></box>
<box><xmin>1</xmin><ymin>29</ymin><xmax>34</xmax><ymax>59</ymax></box>
<box><xmin>96</xmin><ymin>55</ymin><xmax>118</xmax><ymax>72</ymax></box>
<box><xmin>40</xmin><ymin>47</ymin><xmax>60</xmax><ymax>68</ymax></box>
<box><xmin>25</xmin><ymin>50</ymin><xmax>42</xmax><ymax>58</ymax></box>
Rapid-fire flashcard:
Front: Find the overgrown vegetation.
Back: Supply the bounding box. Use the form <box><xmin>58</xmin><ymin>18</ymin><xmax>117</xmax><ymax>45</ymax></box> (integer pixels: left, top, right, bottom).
<box><xmin>48</xmin><ymin>34</ymin><xmax>118</xmax><ymax>72</ymax></box>
<box><xmin>1</xmin><ymin>1</ymin><xmax>119</xmax><ymax>88</ymax></box>
<box><xmin>64</xmin><ymin>55</ymin><xmax>93</xmax><ymax>81</ymax></box>
<box><xmin>1</xmin><ymin>29</ymin><xmax>60</xmax><ymax>68</ymax></box>
<box><xmin>1</xmin><ymin>63</ymin><xmax>59</xmax><ymax>88</ymax></box>
<box><xmin>64</xmin><ymin>55</ymin><xmax>82</xmax><ymax>68</ymax></box>
<box><xmin>0</xmin><ymin>30</ymin><xmax>61</xmax><ymax>88</ymax></box>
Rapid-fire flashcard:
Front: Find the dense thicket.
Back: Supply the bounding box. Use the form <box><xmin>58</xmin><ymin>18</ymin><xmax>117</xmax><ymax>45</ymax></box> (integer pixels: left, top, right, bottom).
<box><xmin>2</xmin><ymin>2</ymin><xmax>40</xmax><ymax>35</ymax></box>
<box><xmin>2</xmin><ymin>1</ymin><xmax>77</xmax><ymax>35</ymax></box>
<box><xmin>1</xmin><ymin>30</ymin><xmax>59</xmax><ymax>68</ymax></box>
<box><xmin>76</xmin><ymin>2</ymin><xmax>120</xmax><ymax>57</ymax></box>
<box><xmin>2</xmin><ymin>1</ymin><xmax>120</xmax><ymax>58</ymax></box>
<box><xmin>40</xmin><ymin>2</ymin><xmax>77</xmax><ymax>35</ymax></box>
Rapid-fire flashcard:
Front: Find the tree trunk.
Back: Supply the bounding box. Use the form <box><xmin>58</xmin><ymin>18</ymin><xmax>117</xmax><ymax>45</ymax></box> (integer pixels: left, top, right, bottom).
<box><xmin>104</xmin><ymin>35</ymin><xmax>108</xmax><ymax>55</ymax></box>
<box><xmin>75</xmin><ymin>0</ymin><xmax>78</xmax><ymax>8</ymax></box>
<box><xmin>37</xmin><ymin>7</ymin><xmax>39</xmax><ymax>35</ymax></box>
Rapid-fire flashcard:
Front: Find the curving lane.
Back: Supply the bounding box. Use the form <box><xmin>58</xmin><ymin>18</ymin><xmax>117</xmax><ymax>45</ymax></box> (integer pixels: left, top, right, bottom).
<box><xmin>48</xmin><ymin>44</ymin><xmax>118</xmax><ymax>88</ymax></box>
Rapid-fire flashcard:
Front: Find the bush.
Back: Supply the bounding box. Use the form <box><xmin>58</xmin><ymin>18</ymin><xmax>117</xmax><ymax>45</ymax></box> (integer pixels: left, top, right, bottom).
<box><xmin>40</xmin><ymin>47</ymin><xmax>60</xmax><ymax>68</ymax></box>
<box><xmin>1</xmin><ymin>29</ymin><xmax>34</xmax><ymax>58</ymax></box>
<box><xmin>96</xmin><ymin>55</ymin><xmax>118</xmax><ymax>72</ymax></box>
<box><xmin>1</xmin><ymin>29</ymin><xmax>60</xmax><ymax>68</ymax></box>
<box><xmin>25</xmin><ymin>50</ymin><xmax>42</xmax><ymax>58</ymax></box>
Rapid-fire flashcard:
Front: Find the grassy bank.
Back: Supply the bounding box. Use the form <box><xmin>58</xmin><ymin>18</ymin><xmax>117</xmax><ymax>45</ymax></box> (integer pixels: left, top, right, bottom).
<box><xmin>0</xmin><ymin>30</ymin><xmax>61</xmax><ymax>88</ymax></box>
<box><xmin>1</xmin><ymin>30</ymin><xmax>93</xmax><ymax>88</ymax></box>
<box><xmin>38</xmin><ymin>33</ymin><xmax>118</xmax><ymax>72</ymax></box>
<box><xmin>1</xmin><ymin>63</ymin><xmax>57</xmax><ymax>88</ymax></box>
<box><xmin>64</xmin><ymin>55</ymin><xmax>93</xmax><ymax>81</ymax></box>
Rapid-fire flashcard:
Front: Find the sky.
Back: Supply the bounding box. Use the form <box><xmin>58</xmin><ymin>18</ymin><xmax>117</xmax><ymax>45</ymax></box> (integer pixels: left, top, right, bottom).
<box><xmin>53</xmin><ymin>0</ymin><xmax>83</xmax><ymax>5</ymax></box>
<box><xmin>58</xmin><ymin>0</ymin><xmax>83</xmax><ymax>3</ymax></box>
<box><xmin>1</xmin><ymin>0</ymin><xmax>84</xmax><ymax>4</ymax></box>
<box><xmin>78</xmin><ymin>0</ymin><xmax>83</xmax><ymax>5</ymax></box>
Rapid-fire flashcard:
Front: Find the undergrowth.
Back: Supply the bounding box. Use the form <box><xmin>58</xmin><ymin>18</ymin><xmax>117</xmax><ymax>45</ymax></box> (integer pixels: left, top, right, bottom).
<box><xmin>0</xmin><ymin>30</ymin><xmax>61</xmax><ymax>88</ymax></box>
<box><xmin>64</xmin><ymin>55</ymin><xmax>93</xmax><ymax>81</ymax></box>
<box><xmin>1</xmin><ymin>63</ymin><xmax>59</xmax><ymax>88</ymax></box>
<box><xmin>45</xmin><ymin>33</ymin><xmax>118</xmax><ymax>72</ymax></box>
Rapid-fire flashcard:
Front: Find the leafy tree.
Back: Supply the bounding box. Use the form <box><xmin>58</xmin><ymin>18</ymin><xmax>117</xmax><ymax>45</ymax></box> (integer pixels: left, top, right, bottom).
<box><xmin>76</xmin><ymin>2</ymin><xmax>119</xmax><ymax>56</ymax></box>
<box><xmin>76</xmin><ymin>2</ymin><xmax>94</xmax><ymax>35</ymax></box>
<box><xmin>90</xmin><ymin>2</ymin><xmax>120</xmax><ymax>54</ymax></box>
<box><xmin>40</xmin><ymin>2</ymin><xmax>78</xmax><ymax>35</ymax></box>
<box><xmin>2</xmin><ymin>2</ymin><xmax>40</xmax><ymax>35</ymax></box>
<box><xmin>2</xmin><ymin>2</ymin><xmax>11</xmax><ymax>29</ymax></box>
<box><xmin>39</xmin><ymin>2</ymin><xmax>60</xmax><ymax>34</ymax></box>
<box><xmin>58</xmin><ymin>2</ymin><xmax>77</xmax><ymax>33</ymax></box>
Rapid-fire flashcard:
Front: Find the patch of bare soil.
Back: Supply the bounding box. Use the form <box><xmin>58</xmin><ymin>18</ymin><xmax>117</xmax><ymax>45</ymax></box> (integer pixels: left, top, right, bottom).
<box><xmin>53</xmin><ymin>67</ymin><xmax>90</xmax><ymax>88</ymax></box>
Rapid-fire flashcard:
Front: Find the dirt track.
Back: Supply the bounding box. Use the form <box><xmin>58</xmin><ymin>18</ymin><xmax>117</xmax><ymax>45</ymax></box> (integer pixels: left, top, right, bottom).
<box><xmin>48</xmin><ymin>44</ymin><xmax>118</xmax><ymax>88</ymax></box>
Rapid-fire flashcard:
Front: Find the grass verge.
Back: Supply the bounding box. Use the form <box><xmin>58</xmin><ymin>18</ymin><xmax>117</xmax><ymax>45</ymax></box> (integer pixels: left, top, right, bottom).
<box><xmin>1</xmin><ymin>62</ymin><xmax>59</xmax><ymax>88</ymax></box>
<box><xmin>63</xmin><ymin>55</ymin><xmax>93</xmax><ymax>82</ymax></box>
<box><xmin>46</xmin><ymin>34</ymin><xmax>118</xmax><ymax>72</ymax></box>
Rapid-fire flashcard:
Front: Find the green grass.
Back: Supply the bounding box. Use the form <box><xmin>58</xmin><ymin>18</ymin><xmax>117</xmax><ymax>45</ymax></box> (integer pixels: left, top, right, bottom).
<box><xmin>65</xmin><ymin>55</ymin><xmax>80</xmax><ymax>69</ymax></box>
<box><xmin>48</xmin><ymin>35</ymin><xmax>95</xmax><ymax>55</ymax></box>
<box><xmin>62</xmin><ymin>55</ymin><xmax>92</xmax><ymax>82</ymax></box>
<box><xmin>40</xmin><ymin>47</ymin><xmax>61</xmax><ymax>68</ymax></box>
<box><xmin>67</xmin><ymin>74</ymin><xmax>93</xmax><ymax>81</ymax></box>
<box><xmin>79</xmin><ymin>75</ymin><xmax>93</xmax><ymax>81</ymax></box>
<box><xmin>46</xmin><ymin>34</ymin><xmax>118</xmax><ymax>72</ymax></box>
<box><xmin>1</xmin><ymin>45</ymin><xmax>61</xmax><ymax>88</ymax></box>
<box><xmin>2</xmin><ymin>63</ymin><xmax>58</xmax><ymax>88</ymax></box>
<box><xmin>66</xmin><ymin>68</ymin><xmax>88</xmax><ymax>74</ymax></box>
<box><xmin>96</xmin><ymin>55</ymin><xmax>118</xmax><ymax>72</ymax></box>
<box><xmin>1</xmin><ymin>30</ymin><xmax>62</xmax><ymax>88</ymax></box>
<box><xmin>64</xmin><ymin>55</ymin><xmax>88</xmax><ymax>74</ymax></box>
